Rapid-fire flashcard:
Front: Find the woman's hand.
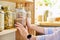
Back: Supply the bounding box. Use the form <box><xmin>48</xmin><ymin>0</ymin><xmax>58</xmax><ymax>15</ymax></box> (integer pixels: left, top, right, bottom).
<box><xmin>15</xmin><ymin>22</ymin><xmax>29</xmax><ymax>39</ymax></box>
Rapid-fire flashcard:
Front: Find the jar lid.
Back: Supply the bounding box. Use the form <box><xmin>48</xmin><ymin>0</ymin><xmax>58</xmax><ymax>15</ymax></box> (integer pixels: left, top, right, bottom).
<box><xmin>16</xmin><ymin>8</ymin><xmax>27</xmax><ymax>14</ymax></box>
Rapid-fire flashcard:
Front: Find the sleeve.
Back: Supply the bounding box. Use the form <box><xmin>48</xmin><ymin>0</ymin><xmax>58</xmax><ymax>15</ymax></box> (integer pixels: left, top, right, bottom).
<box><xmin>36</xmin><ymin>30</ymin><xmax>60</xmax><ymax>40</ymax></box>
<box><xmin>36</xmin><ymin>34</ymin><xmax>55</xmax><ymax>40</ymax></box>
<box><xmin>36</xmin><ymin>27</ymin><xmax>60</xmax><ymax>40</ymax></box>
<box><xmin>44</xmin><ymin>27</ymin><xmax>60</xmax><ymax>35</ymax></box>
<box><xmin>44</xmin><ymin>27</ymin><xmax>54</xmax><ymax>35</ymax></box>
<box><xmin>36</xmin><ymin>35</ymin><xmax>45</xmax><ymax>40</ymax></box>
<box><xmin>36</xmin><ymin>35</ymin><xmax>52</xmax><ymax>40</ymax></box>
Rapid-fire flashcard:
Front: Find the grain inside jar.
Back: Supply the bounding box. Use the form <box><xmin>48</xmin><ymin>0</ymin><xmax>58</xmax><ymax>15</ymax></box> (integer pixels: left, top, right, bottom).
<box><xmin>0</xmin><ymin>5</ymin><xmax>4</xmax><ymax>31</ymax></box>
<box><xmin>4</xmin><ymin>7</ymin><xmax>14</xmax><ymax>29</ymax></box>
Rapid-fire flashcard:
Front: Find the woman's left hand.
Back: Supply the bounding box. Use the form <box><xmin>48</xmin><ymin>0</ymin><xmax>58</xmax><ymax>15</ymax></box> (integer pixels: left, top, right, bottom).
<box><xmin>15</xmin><ymin>22</ymin><xmax>29</xmax><ymax>39</ymax></box>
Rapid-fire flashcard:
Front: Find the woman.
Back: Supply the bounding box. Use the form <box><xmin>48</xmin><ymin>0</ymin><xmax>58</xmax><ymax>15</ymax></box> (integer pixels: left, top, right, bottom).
<box><xmin>15</xmin><ymin>18</ymin><xmax>60</xmax><ymax>40</ymax></box>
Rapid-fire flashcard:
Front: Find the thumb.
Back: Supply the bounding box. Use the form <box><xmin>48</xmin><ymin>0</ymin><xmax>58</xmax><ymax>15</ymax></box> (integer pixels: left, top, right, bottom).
<box><xmin>16</xmin><ymin>27</ymin><xmax>22</xmax><ymax>32</ymax></box>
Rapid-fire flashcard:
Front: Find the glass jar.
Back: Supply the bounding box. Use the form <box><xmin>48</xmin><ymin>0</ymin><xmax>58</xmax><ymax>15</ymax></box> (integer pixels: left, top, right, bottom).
<box><xmin>4</xmin><ymin>7</ymin><xmax>14</xmax><ymax>29</ymax></box>
<box><xmin>15</xmin><ymin>5</ymin><xmax>27</xmax><ymax>27</ymax></box>
<box><xmin>0</xmin><ymin>5</ymin><xmax>4</xmax><ymax>31</ymax></box>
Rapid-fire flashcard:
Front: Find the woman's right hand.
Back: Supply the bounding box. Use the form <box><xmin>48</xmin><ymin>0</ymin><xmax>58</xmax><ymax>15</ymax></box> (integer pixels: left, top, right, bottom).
<box><xmin>15</xmin><ymin>22</ymin><xmax>29</xmax><ymax>39</ymax></box>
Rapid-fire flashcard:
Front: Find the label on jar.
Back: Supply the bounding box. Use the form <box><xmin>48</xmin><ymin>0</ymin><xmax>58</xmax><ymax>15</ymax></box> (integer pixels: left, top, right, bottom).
<box><xmin>0</xmin><ymin>12</ymin><xmax>4</xmax><ymax>30</ymax></box>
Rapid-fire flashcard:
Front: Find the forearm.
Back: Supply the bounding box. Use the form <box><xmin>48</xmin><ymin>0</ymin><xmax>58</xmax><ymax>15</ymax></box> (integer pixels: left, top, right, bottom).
<box><xmin>27</xmin><ymin>18</ymin><xmax>60</xmax><ymax>34</ymax></box>
<box><xmin>28</xmin><ymin>24</ymin><xmax>60</xmax><ymax>35</ymax></box>
<box><xmin>28</xmin><ymin>24</ymin><xmax>44</xmax><ymax>34</ymax></box>
<box><xmin>27</xmin><ymin>18</ymin><xmax>44</xmax><ymax>34</ymax></box>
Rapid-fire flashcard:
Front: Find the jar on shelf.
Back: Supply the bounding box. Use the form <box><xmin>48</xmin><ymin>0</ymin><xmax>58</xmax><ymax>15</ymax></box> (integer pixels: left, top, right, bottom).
<box><xmin>4</xmin><ymin>7</ymin><xmax>14</xmax><ymax>29</ymax></box>
<box><xmin>0</xmin><ymin>5</ymin><xmax>4</xmax><ymax>31</ymax></box>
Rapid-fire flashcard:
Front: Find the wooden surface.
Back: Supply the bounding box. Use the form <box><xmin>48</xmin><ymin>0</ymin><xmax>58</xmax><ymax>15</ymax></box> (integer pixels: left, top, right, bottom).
<box><xmin>0</xmin><ymin>0</ymin><xmax>33</xmax><ymax>3</ymax></box>
<box><xmin>0</xmin><ymin>0</ymin><xmax>17</xmax><ymax>3</ymax></box>
<box><xmin>39</xmin><ymin>22</ymin><xmax>60</xmax><ymax>27</ymax></box>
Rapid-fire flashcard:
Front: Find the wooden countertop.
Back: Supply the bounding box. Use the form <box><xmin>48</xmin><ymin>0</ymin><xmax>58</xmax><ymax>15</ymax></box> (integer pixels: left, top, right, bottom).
<box><xmin>0</xmin><ymin>28</ymin><xmax>17</xmax><ymax>36</ymax></box>
<box><xmin>39</xmin><ymin>22</ymin><xmax>60</xmax><ymax>27</ymax></box>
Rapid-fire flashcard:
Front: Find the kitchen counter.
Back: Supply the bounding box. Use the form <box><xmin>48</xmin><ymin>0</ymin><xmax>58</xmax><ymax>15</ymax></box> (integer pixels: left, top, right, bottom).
<box><xmin>38</xmin><ymin>22</ymin><xmax>60</xmax><ymax>27</ymax></box>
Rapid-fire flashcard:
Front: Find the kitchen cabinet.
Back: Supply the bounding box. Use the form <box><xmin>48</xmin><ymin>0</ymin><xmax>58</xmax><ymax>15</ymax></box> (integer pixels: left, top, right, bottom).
<box><xmin>0</xmin><ymin>0</ymin><xmax>36</xmax><ymax>40</ymax></box>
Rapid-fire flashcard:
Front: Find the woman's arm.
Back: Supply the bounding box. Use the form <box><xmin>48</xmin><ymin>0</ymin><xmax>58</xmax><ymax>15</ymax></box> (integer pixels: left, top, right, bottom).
<box><xmin>26</xmin><ymin>18</ymin><xmax>44</xmax><ymax>34</ymax></box>
<box><xmin>28</xmin><ymin>24</ymin><xmax>45</xmax><ymax>34</ymax></box>
<box><xmin>15</xmin><ymin>22</ymin><xmax>60</xmax><ymax>40</ymax></box>
<box><xmin>26</xmin><ymin>18</ymin><xmax>60</xmax><ymax>34</ymax></box>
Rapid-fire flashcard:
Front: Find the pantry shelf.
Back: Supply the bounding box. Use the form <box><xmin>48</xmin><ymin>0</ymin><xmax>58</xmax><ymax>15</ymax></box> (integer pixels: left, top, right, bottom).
<box><xmin>0</xmin><ymin>28</ymin><xmax>17</xmax><ymax>36</ymax></box>
<box><xmin>38</xmin><ymin>22</ymin><xmax>60</xmax><ymax>27</ymax></box>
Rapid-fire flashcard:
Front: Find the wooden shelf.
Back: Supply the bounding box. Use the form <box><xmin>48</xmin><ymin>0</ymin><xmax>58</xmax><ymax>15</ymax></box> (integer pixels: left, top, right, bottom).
<box><xmin>0</xmin><ymin>0</ymin><xmax>17</xmax><ymax>3</ymax></box>
<box><xmin>0</xmin><ymin>28</ymin><xmax>17</xmax><ymax>36</ymax></box>
<box><xmin>39</xmin><ymin>22</ymin><xmax>60</xmax><ymax>27</ymax></box>
<box><xmin>0</xmin><ymin>0</ymin><xmax>33</xmax><ymax>3</ymax></box>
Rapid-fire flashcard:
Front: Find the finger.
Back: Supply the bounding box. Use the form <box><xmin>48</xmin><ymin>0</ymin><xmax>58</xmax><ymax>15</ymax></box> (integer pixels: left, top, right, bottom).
<box><xmin>15</xmin><ymin>23</ymin><xmax>22</xmax><ymax>26</ymax></box>
<box><xmin>16</xmin><ymin>27</ymin><xmax>22</xmax><ymax>33</ymax></box>
<box><xmin>16</xmin><ymin>22</ymin><xmax>22</xmax><ymax>25</ymax></box>
<box><xmin>15</xmin><ymin>24</ymin><xmax>20</xmax><ymax>27</ymax></box>
<box><xmin>15</xmin><ymin>24</ymin><xmax>23</xmax><ymax>29</ymax></box>
<box><xmin>15</xmin><ymin>23</ymin><xmax>26</xmax><ymax>30</ymax></box>
<box><xmin>16</xmin><ymin>27</ymin><xmax>20</xmax><ymax>30</ymax></box>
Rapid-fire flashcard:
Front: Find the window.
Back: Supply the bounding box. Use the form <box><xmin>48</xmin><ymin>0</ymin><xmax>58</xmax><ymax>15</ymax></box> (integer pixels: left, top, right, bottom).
<box><xmin>35</xmin><ymin>0</ymin><xmax>60</xmax><ymax>24</ymax></box>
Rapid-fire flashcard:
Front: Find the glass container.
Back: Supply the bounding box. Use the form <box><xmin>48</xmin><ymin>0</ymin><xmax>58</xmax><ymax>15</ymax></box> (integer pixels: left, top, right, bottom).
<box><xmin>0</xmin><ymin>5</ymin><xmax>4</xmax><ymax>31</ymax></box>
<box><xmin>15</xmin><ymin>4</ymin><xmax>27</xmax><ymax>27</ymax></box>
<box><xmin>4</xmin><ymin>7</ymin><xmax>14</xmax><ymax>29</ymax></box>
